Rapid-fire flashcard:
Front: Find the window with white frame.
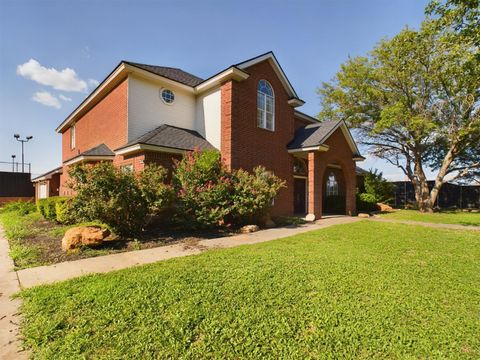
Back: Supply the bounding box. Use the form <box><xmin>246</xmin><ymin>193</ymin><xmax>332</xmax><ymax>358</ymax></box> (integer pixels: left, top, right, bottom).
<box><xmin>326</xmin><ymin>172</ymin><xmax>338</xmax><ymax>196</ymax></box>
<box><xmin>257</xmin><ymin>79</ymin><xmax>275</xmax><ymax>131</ymax></box>
<box><xmin>121</xmin><ymin>164</ymin><xmax>134</xmax><ymax>172</ymax></box>
<box><xmin>70</xmin><ymin>124</ymin><xmax>76</xmax><ymax>149</ymax></box>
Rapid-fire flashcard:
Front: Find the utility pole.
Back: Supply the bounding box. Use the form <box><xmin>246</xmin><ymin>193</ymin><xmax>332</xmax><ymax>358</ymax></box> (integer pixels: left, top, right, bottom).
<box><xmin>14</xmin><ymin>134</ymin><xmax>33</xmax><ymax>173</ymax></box>
<box><xmin>11</xmin><ymin>154</ymin><xmax>16</xmax><ymax>172</ymax></box>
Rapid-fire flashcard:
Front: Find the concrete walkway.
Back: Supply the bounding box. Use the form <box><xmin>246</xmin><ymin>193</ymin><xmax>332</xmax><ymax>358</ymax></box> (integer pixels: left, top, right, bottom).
<box><xmin>370</xmin><ymin>216</ymin><xmax>480</xmax><ymax>231</ymax></box>
<box><xmin>0</xmin><ymin>229</ymin><xmax>28</xmax><ymax>360</ymax></box>
<box><xmin>17</xmin><ymin>216</ymin><xmax>361</xmax><ymax>289</ymax></box>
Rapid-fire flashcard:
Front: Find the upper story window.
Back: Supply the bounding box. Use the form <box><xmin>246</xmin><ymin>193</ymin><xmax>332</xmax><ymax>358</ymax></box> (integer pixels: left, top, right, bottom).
<box><xmin>326</xmin><ymin>172</ymin><xmax>338</xmax><ymax>196</ymax></box>
<box><xmin>161</xmin><ymin>89</ymin><xmax>175</xmax><ymax>104</ymax></box>
<box><xmin>70</xmin><ymin>124</ymin><xmax>76</xmax><ymax>149</ymax></box>
<box><xmin>257</xmin><ymin>79</ymin><xmax>275</xmax><ymax>131</ymax></box>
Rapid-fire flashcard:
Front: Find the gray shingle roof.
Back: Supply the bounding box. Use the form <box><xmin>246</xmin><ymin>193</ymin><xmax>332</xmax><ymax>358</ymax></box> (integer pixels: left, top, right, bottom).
<box><xmin>124</xmin><ymin>61</ymin><xmax>204</xmax><ymax>87</ymax></box>
<box><xmin>122</xmin><ymin>124</ymin><xmax>215</xmax><ymax>152</ymax></box>
<box><xmin>82</xmin><ymin>143</ymin><xmax>115</xmax><ymax>157</ymax></box>
<box><xmin>288</xmin><ymin>120</ymin><xmax>342</xmax><ymax>150</ymax></box>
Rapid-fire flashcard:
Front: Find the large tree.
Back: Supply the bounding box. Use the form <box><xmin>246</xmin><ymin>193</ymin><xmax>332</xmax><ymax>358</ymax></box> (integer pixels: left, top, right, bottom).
<box><xmin>318</xmin><ymin>1</ymin><xmax>480</xmax><ymax>212</ymax></box>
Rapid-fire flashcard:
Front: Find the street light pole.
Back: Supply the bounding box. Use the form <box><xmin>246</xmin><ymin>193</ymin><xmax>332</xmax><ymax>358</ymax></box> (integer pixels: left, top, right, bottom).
<box><xmin>13</xmin><ymin>134</ymin><xmax>33</xmax><ymax>173</ymax></box>
<box><xmin>11</xmin><ymin>155</ymin><xmax>16</xmax><ymax>172</ymax></box>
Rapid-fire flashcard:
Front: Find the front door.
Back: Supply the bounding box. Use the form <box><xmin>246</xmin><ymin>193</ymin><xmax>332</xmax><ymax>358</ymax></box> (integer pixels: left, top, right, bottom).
<box><xmin>294</xmin><ymin>178</ymin><xmax>306</xmax><ymax>214</ymax></box>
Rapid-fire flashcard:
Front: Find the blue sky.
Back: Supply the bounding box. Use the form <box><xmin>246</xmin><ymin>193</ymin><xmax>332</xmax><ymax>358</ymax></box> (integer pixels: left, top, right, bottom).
<box><xmin>0</xmin><ymin>0</ymin><xmax>429</xmax><ymax>178</ymax></box>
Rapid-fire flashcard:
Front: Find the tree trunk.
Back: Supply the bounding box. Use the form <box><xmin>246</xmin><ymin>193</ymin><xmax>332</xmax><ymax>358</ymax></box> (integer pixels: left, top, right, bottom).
<box><xmin>413</xmin><ymin>155</ymin><xmax>433</xmax><ymax>213</ymax></box>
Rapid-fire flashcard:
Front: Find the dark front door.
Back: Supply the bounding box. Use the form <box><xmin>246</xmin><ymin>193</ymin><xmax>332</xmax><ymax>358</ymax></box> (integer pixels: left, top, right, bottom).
<box><xmin>294</xmin><ymin>178</ymin><xmax>306</xmax><ymax>214</ymax></box>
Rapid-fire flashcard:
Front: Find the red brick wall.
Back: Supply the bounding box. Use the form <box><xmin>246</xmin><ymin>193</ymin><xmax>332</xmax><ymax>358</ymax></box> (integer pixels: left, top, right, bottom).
<box><xmin>60</xmin><ymin>79</ymin><xmax>128</xmax><ymax>195</ymax></box>
<box><xmin>221</xmin><ymin>60</ymin><xmax>295</xmax><ymax>216</ymax></box>
<box><xmin>308</xmin><ymin>128</ymin><xmax>357</xmax><ymax>217</ymax></box>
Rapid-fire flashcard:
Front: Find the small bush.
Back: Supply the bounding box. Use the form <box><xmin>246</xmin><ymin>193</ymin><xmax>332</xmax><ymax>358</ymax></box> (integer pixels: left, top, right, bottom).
<box><xmin>55</xmin><ymin>197</ymin><xmax>73</xmax><ymax>224</ymax></box>
<box><xmin>36</xmin><ymin>199</ymin><xmax>48</xmax><ymax>217</ymax></box>
<box><xmin>43</xmin><ymin>198</ymin><xmax>57</xmax><ymax>221</ymax></box>
<box><xmin>357</xmin><ymin>193</ymin><xmax>378</xmax><ymax>213</ymax></box>
<box><xmin>0</xmin><ymin>201</ymin><xmax>36</xmax><ymax>215</ymax></box>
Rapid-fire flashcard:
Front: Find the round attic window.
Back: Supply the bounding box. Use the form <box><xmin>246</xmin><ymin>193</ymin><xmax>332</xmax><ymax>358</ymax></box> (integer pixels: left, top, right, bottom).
<box><xmin>161</xmin><ymin>89</ymin><xmax>175</xmax><ymax>104</ymax></box>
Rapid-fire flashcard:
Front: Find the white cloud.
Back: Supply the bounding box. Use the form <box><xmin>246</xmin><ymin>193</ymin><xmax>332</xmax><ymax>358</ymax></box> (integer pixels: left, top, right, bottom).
<box><xmin>32</xmin><ymin>91</ymin><xmax>61</xmax><ymax>109</ymax></box>
<box><xmin>87</xmin><ymin>78</ymin><xmax>100</xmax><ymax>88</ymax></box>
<box><xmin>17</xmin><ymin>59</ymin><xmax>87</xmax><ymax>92</ymax></box>
<box><xmin>59</xmin><ymin>94</ymin><xmax>72</xmax><ymax>102</ymax></box>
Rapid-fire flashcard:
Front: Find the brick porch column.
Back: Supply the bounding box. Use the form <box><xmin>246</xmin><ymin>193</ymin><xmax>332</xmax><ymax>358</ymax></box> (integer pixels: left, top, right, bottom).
<box><xmin>307</xmin><ymin>151</ymin><xmax>322</xmax><ymax>220</ymax></box>
<box><xmin>345</xmin><ymin>162</ymin><xmax>357</xmax><ymax>216</ymax></box>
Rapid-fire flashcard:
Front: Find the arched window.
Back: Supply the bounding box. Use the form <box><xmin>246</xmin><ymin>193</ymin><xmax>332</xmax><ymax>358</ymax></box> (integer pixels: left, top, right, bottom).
<box><xmin>293</xmin><ymin>158</ymin><xmax>307</xmax><ymax>176</ymax></box>
<box><xmin>257</xmin><ymin>80</ymin><xmax>275</xmax><ymax>131</ymax></box>
<box><xmin>326</xmin><ymin>172</ymin><xmax>338</xmax><ymax>196</ymax></box>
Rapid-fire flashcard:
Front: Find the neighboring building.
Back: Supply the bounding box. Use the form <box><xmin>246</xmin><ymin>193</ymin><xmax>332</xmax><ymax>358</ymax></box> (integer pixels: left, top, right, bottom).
<box><xmin>0</xmin><ymin>171</ymin><xmax>35</xmax><ymax>204</ymax></box>
<box><xmin>31</xmin><ymin>167</ymin><xmax>62</xmax><ymax>200</ymax></box>
<box><xmin>43</xmin><ymin>51</ymin><xmax>364</xmax><ymax>219</ymax></box>
<box><xmin>392</xmin><ymin>181</ymin><xmax>480</xmax><ymax>209</ymax></box>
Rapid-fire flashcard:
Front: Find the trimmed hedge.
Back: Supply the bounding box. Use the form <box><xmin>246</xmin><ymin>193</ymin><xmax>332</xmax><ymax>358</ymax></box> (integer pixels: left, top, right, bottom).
<box><xmin>36</xmin><ymin>197</ymin><xmax>72</xmax><ymax>223</ymax></box>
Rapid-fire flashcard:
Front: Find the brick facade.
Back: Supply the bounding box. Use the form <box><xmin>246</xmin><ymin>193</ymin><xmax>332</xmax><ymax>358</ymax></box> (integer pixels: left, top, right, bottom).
<box><xmin>59</xmin><ymin>79</ymin><xmax>128</xmax><ymax>195</ymax></box>
<box><xmin>56</xmin><ymin>56</ymin><xmax>359</xmax><ymax>218</ymax></box>
<box><xmin>221</xmin><ymin>60</ymin><xmax>296</xmax><ymax>216</ymax></box>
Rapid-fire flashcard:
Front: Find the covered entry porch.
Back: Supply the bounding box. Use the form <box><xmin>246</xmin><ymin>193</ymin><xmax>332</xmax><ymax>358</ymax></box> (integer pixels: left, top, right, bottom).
<box><xmin>288</xmin><ymin>120</ymin><xmax>364</xmax><ymax>220</ymax></box>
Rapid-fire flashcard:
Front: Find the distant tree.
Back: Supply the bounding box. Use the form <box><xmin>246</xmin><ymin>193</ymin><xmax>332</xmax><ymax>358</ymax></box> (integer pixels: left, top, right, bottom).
<box><xmin>363</xmin><ymin>169</ymin><xmax>395</xmax><ymax>205</ymax></box>
<box><xmin>318</xmin><ymin>10</ymin><xmax>479</xmax><ymax>212</ymax></box>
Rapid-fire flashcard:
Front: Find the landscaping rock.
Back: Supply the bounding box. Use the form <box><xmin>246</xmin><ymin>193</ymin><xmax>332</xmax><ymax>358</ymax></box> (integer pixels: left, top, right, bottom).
<box><xmin>358</xmin><ymin>213</ymin><xmax>370</xmax><ymax>218</ymax></box>
<box><xmin>240</xmin><ymin>225</ymin><xmax>260</xmax><ymax>233</ymax></box>
<box><xmin>62</xmin><ymin>226</ymin><xmax>110</xmax><ymax>251</ymax></box>
<box><xmin>377</xmin><ymin>203</ymin><xmax>394</xmax><ymax>212</ymax></box>
<box><xmin>471</xmin><ymin>209</ymin><xmax>479</xmax><ymax>213</ymax></box>
<box><xmin>305</xmin><ymin>213</ymin><xmax>316</xmax><ymax>222</ymax></box>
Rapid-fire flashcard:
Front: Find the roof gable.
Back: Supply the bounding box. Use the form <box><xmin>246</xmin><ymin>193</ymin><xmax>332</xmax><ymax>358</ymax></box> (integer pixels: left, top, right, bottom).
<box><xmin>235</xmin><ymin>52</ymin><xmax>302</xmax><ymax>103</ymax></box>
<box><xmin>288</xmin><ymin>120</ymin><xmax>362</xmax><ymax>157</ymax></box>
<box><xmin>124</xmin><ymin>62</ymin><xmax>204</xmax><ymax>87</ymax></box>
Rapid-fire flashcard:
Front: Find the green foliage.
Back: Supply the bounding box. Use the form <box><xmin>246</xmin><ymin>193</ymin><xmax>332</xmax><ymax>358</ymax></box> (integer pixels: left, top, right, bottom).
<box><xmin>137</xmin><ymin>164</ymin><xmax>175</xmax><ymax>216</ymax></box>
<box><xmin>0</xmin><ymin>201</ymin><xmax>36</xmax><ymax>216</ymax></box>
<box><xmin>357</xmin><ymin>193</ymin><xmax>378</xmax><ymax>213</ymax></box>
<box><xmin>363</xmin><ymin>169</ymin><xmax>395</xmax><ymax>204</ymax></box>
<box><xmin>173</xmin><ymin>150</ymin><xmax>285</xmax><ymax>229</ymax></box>
<box><xmin>19</xmin><ymin>222</ymin><xmax>480</xmax><ymax>359</ymax></box>
<box><xmin>318</xmin><ymin>6</ymin><xmax>480</xmax><ymax>211</ymax></box>
<box><xmin>68</xmin><ymin>162</ymin><xmax>173</xmax><ymax>235</ymax></box>
<box><xmin>36</xmin><ymin>198</ymin><xmax>48</xmax><ymax>218</ymax></box>
<box><xmin>231</xmin><ymin>167</ymin><xmax>286</xmax><ymax>225</ymax></box>
<box><xmin>54</xmin><ymin>197</ymin><xmax>73</xmax><ymax>224</ymax></box>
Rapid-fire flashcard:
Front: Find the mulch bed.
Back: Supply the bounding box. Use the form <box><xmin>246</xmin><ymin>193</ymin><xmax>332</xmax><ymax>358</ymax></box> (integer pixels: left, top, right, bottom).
<box><xmin>16</xmin><ymin>220</ymin><xmax>234</xmax><ymax>268</ymax></box>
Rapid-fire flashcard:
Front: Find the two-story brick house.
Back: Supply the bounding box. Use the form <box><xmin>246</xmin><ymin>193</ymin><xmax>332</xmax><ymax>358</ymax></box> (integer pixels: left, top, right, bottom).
<box><xmin>33</xmin><ymin>52</ymin><xmax>364</xmax><ymax>220</ymax></box>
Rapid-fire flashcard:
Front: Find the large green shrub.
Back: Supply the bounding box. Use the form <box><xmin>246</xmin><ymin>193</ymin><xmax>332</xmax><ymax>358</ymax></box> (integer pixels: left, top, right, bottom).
<box><xmin>68</xmin><ymin>162</ymin><xmax>173</xmax><ymax>235</ymax></box>
<box><xmin>173</xmin><ymin>150</ymin><xmax>233</xmax><ymax>228</ymax></box>
<box><xmin>363</xmin><ymin>169</ymin><xmax>395</xmax><ymax>204</ymax></box>
<box><xmin>173</xmin><ymin>150</ymin><xmax>285</xmax><ymax>229</ymax></box>
<box><xmin>357</xmin><ymin>193</ymin><xmax>378</xmax><ymax>213</ymax></box>
<box><xmin>231</xmin><ymin>167</ymin><xmax>285</xmax><ymax>225</ymax></box>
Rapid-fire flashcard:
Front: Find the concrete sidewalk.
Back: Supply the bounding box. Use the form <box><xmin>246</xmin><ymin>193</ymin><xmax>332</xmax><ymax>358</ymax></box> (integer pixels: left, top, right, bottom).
<box><xmin>370</xmin><ymin>216</ymin><xmax>480</xmax><ymax>231</ymax></box>
<box><xmin>0</xmin><ymin>229</ymin><xmax>28</xmax><ymax>360</ymax></box>
<box><xmin>17</xmin><ymin>216</ymin><xmax>361</xmax><ymax>289</ymax></box>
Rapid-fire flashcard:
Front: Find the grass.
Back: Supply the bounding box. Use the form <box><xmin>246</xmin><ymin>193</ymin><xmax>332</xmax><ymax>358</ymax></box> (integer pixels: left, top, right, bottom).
<box><xmin>378</xmin><ymin>209</ymin><xmax>480</xmax><ymax>226</ymax></box>
<box><xmin>20</xmin><ymin>221</ymin><xmax>480</xmax><ymax>359</ymax></box>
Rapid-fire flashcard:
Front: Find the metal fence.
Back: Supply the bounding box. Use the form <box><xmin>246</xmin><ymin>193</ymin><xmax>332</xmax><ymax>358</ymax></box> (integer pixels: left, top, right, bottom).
<box><xmin>0</xmin><ymin>161</ymin><xmax>31</xmax><ymax>173</ymax></box>
<box><xmin>393</xmin><ymin>181</ymin><xmax>480</xmax><ymax>209</ymax></box>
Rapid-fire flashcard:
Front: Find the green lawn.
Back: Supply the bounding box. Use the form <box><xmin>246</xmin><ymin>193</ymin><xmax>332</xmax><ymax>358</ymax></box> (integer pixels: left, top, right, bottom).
<box><xmin>378</xmin><ymin>209</ymin><xmax>480</xmax><ymax>226</ymax></box>
<box><xmin>19</xmin><ymin>221</ymin><xmax>480</xmax><ymax>359</ymax></box>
